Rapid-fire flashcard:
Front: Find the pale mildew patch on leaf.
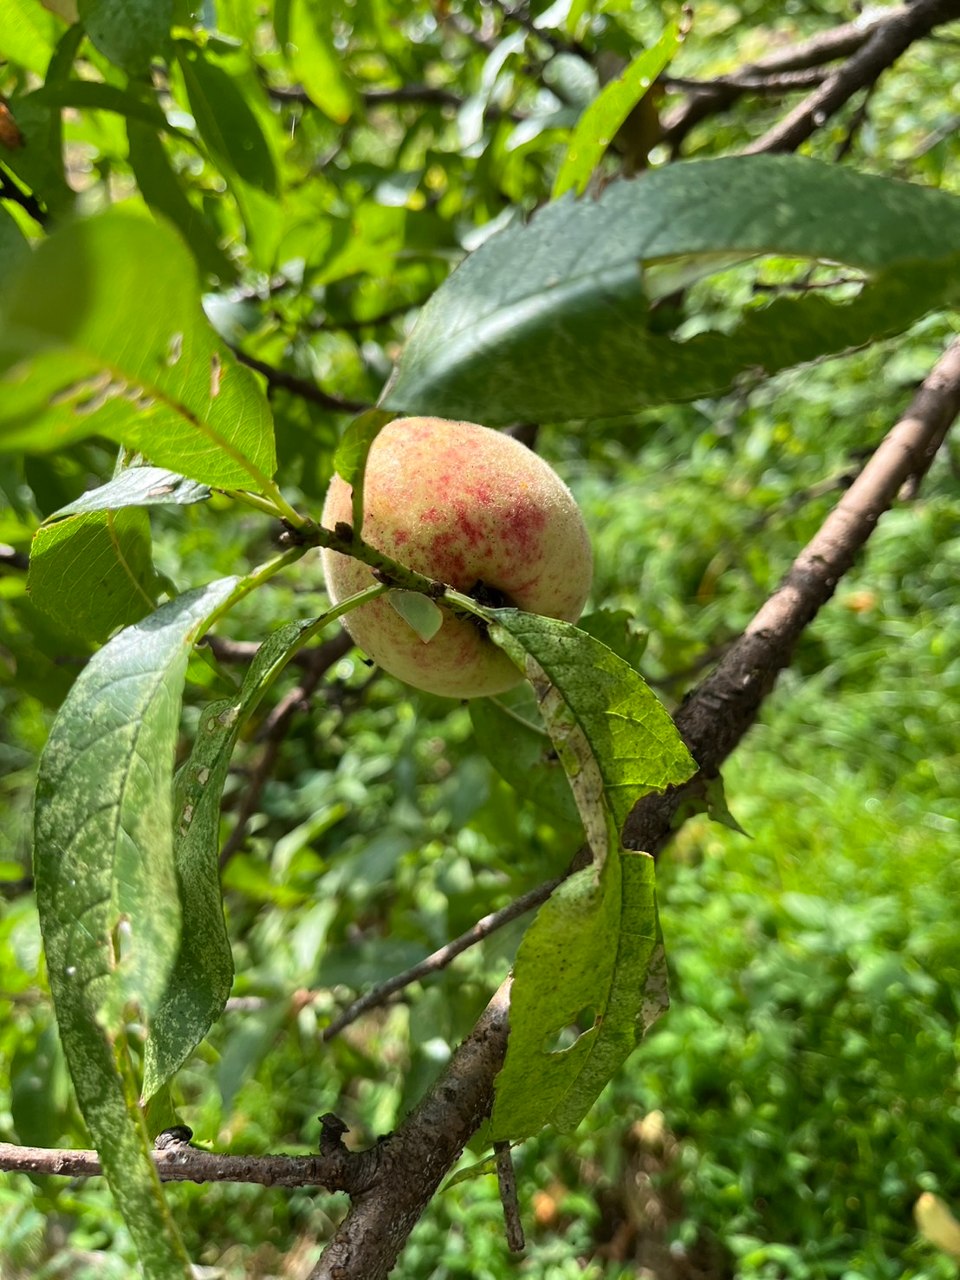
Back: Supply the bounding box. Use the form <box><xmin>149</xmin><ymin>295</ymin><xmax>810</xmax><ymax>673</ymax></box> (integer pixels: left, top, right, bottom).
<box><xmin>166</xmin><ymin>331</ymin><xmax>183</xmax><ymax>366</ymax></box>
<box><xmin>209</xmin><ymin>352</ymin><xmax>223</xmax><ymax>397</ymax></box>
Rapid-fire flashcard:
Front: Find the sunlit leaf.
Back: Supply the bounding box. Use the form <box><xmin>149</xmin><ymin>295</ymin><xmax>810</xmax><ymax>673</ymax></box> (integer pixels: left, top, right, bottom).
<box><xmin>553</xmin><ymin>23</ymin><xmax>680</xmax><ymax>197</ymax></box>
<box><xmin>0</xmin><ymin>208</ymin><xmax>276</xmax><ymax>487</ymax></box>
<box><xmin>481</xmin><ymin>611</ymin><xmax>693</xmax><ymax>1138</ymax></box>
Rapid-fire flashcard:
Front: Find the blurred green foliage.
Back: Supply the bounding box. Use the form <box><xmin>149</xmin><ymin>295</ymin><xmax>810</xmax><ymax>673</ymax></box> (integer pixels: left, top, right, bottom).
<box><xmin>2</xmin><ymin>0</ymin><xmax>959</xmax><ymax>1276</ymax></box>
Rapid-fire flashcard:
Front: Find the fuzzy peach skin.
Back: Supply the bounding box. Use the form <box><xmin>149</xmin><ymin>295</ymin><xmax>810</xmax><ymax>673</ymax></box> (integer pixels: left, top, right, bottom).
<box><xmin>321</xmin><ymin>417</ymin><xmax>593</xmax><ymax>698</ymax></box>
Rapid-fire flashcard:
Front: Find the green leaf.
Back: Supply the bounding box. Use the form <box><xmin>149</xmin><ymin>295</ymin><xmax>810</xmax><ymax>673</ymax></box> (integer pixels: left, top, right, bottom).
<box><xmin>492</xmin><ymin>851</ymin><xmax>668</xmax><ymax>1139</ymax></box>
<box><xmin>28</xmin><ymin>508</ymin><xmax>157</xmax><ymax>641</ymax></box>
<box><xmin>553</xmin><ymin>23</ymin><xmax>679</xmax><ymax>198</ymax></box>
<box><xmin>388</xmin><ymin>589</ymin><xmax>444</xmax><ymax>643</ymax></box>
<box><xmin>174</xmin><ymin>41</ymin><xmax>279</xmax><ymax>195</ymax></box>
<box><xmin>34</xmin><ymin>578</ymin><xmax>237</xmax><ymax>1279</ymax></box>
<box><xmin>0</xmin><ymin>207</ymin><xmax>277</xmax><ymax>488</ymax></box>
<box><xmin>126</xmin><ymin>121</ymin><xmax>237</xmax><ymax>282</ymax></box>
<box><xmin>487</xmin><ymin>610</ymin><xmax>695</xmax><ymax>833</ymax></box>
<box><xmin>28</xmin><ymin>80</ymin><xmax>192</xmax><ymax>141</ymax></box>
<box><xmin>283</xmin><ymin>0</ymin><xmax>359</xmax><ymax>124</ymax></box>
<box><xmin>384</xmin><ymin>156</ymin><xmax>960</xmax><ymax>423</ymax></box>
<box><xmin>577</xmin><ymin>608</ymin><xmax>648</xmax><ymax>670</ymax></box>
<box><xmin>481</xmin><ymin>610</ymin><xmax>692</xmax><ymax>1139</ymax></box>
<box><xmin>78</xmin><ymin>0</ymin><xmax>173</xmax><ymax>73</ymax></box>
<box><xmin>333</xmin><ymin>407</ymin><xmax>394</xmax><ymax>486</ymax></box>
<box><xmin>0</xmin><ymin>206</ymin><xmax>30</xmax><ymax>278</ymax></box>
<box><xmin>49</xmin><ymin>465</ymin><xmax>211</xmax><ymax>517</ymax></box>
<box><xmin>3</xmin><ymin>96</ymin><xmax>75</xmax><ymax>219</ymax></box>
<box><xmin>0</xmin><ymin>0</ymin><xmax>63</xmax><ymax>73</ymax></box>
<box><xmin>143</xmin><ymin>618</ymin><xmax>325</xmax><ymax>1098</ymax></box>
<box><xmin>470</xmin><ymin>684</ymin><xmax>580</xmax><ymax>826</ymax></box>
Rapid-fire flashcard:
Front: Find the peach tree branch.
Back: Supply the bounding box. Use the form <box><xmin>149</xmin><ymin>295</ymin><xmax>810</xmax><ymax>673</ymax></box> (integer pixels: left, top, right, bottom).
<box><xmin>307</xmin><ymin>335</ymin><xmax>960</xmax><ymax>1280</ymax></box>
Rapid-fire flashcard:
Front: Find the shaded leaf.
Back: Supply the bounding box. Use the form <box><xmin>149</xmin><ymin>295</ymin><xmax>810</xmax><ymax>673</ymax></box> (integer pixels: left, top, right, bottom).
<box><xmin>0</xmin><ymin>205</ymin><xmax>30</xmax><ymax>278</ymax></box>
<box><xmin>126</xmin><ymin>121</ymin><xmax>237</xmax><ymax>282</ymax></box>
<box><xmin>78</xmin><ymin>0</ymin><xmax>173</xmax><ymax>73</ymax></box>
<box><xmin>333</xmin><ymin>407</ymin><xmax>394</xmax><ymax>486</ymax></box>
<box><xmin>34</xmin><ymin>579</ymin><xmax>237</xmax><ymax>1279</ymax></box>
<box><xmin>488</xmin><ymin>610</ymin><xmax>695</xmax><ymax>833</ymax></box>
<box><xmin>0</xmin><ymin>208</ymin><xmax>276</xmax><ymax>488</ymax></box>
<box><xmin>470</xmin><ymin>684</ymin><xmax>580</xmax><ymax>826</ymax></box>
<box><xmin>29</xmin><ymin>79</ymin><xmax>192</xmax><ymax>140</ymax></box>
<box><xmin>577</xmin><ymin>608</ymin><xmax>648</xmax><ymax>670</ymax></box>
<box><xmin>28</xmin><ymin>508</ymin><xmax>157</xmax><ymax>641</ymax></box>
<box><xmin>143</xmin><ymin>618</ymin><xmax>325</xmax><ymax>1098</ymax></box>
<box><xmin>384</xmin><ymin>156</ymin><xmax>960</xmax><ymax>423</ymax></box>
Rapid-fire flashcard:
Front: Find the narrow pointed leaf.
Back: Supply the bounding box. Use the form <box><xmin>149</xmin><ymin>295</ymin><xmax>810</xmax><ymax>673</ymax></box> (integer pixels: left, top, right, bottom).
<box><xmin>488</xmin><ymin>610</ymin><xmax>695</xmax><ymax>832</ymax></box>
<box><xmin>470</xmin><ymin>685</ymin><xmax>580</xmax><ymax>826</ymax></box>
<box><xmin>491</xmin><ymin>852</ymin><xmax>667</xmax><ymax>1139</ymax></box>
<box><xmin>34</xmin><ymin>578</ymin><xmax>237</xmax><ymax>1278</ymax></box>
<box><xmin>284</xmin><ymin>0</ymin><xmax>358</xmax><ymax>124</ymax></box>
<box><xmin>143</xmin><ymin>618</ymin><xmax>325</xmax><ymax>1098</ymax></box>
<box><xmin>79</xmin><ymin>0</ymin><xmax>173</xmax><ymax>73</ymax></box>
<box><xmin>553</xmin><ymin>23</ymin><xmax>680</xmax><ymax>198</ymax></box>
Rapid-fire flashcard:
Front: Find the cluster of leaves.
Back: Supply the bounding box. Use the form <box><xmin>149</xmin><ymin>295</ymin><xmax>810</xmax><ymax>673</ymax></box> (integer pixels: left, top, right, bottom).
<box><xmin>2</xmin><ymin>0</ymin><xmax>960</xmax><ymax>1277</ymax></box>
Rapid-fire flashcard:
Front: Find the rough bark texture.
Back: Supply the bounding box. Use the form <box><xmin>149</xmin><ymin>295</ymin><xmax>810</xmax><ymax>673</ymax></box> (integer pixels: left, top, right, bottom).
<box><xmin>310</xmin><ymin>983</ymin><xmax>512</xmax><ymax>1280</ymax></box>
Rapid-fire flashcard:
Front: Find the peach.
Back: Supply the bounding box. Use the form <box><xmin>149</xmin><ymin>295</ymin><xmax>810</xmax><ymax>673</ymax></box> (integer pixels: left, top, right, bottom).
<box><xmin>321</xmin><ymin>417</ymin><xmax>593</xmax><ymax>698</ymax></box>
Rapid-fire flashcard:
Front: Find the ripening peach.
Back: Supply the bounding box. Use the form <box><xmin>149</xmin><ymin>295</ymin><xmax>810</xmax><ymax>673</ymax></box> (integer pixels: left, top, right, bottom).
<box><xmin>321</xmin><ymin>417</ymin><xmax>593</xmax><ymax>698</ymax></box>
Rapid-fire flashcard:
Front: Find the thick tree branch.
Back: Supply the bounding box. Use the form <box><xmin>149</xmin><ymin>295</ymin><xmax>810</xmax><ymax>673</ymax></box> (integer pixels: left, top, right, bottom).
<box><xmin>743</xmin><ymin>0</ymin><xmax>960</xmax><ymax>155</ymax></box>
<box><xmin>622</xmin><ymin>336</ymin><xmax>960</xmax><ymax>853</ymax></box>
<box><xmin>661</xmin><ymin>4</ymin><xmax>915</xmax><ymax>147</ymax></box>
<box><xmin>0</xmin><ymin>1116</ymin><xmax>383</xmax><ymax>1192</ymax></box>
<box><xmin>310</xmin><ymin>983</ymin><xmax>513</xmax><ymax>1280</ymax></box>
<box><xmin>309</xmin><ymin>336</ymin><xmax>960</xmax><ymax>1278</ymax></box>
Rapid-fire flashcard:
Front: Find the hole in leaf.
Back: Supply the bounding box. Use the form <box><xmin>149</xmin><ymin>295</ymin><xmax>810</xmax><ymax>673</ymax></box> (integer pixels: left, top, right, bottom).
<box><xmin>542</xmin><ymin>1006</ymin><xmax>598</xmax><ymax>1055</ymax></box>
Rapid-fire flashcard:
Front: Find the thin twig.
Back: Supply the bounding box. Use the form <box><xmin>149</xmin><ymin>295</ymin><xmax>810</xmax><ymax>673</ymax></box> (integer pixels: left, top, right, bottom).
<box><xmin>218</xmin><ymin>631</ymin><xmax>352</xmax><ymax>868</ymax></box>
<box><xmin>0</xmin><ymin>543</ymin><xmax>29</xmax><ymax>571</ymax></box>
<box><xmin>0</xmin><ymin>1117</ymin><xmax>382</xmax><ymax>1192</ymax></box>
<box><xmin>232</xmin><ymin>348</ymin><xmax>369</xmax><ymax>415</ymax></box>
<box><xmin>495</xmin><ymin>1141</ymin><xmax>526</xmax><ymax>1252</ymax></box>
<box><xmin>743</xmin><ymin>0</ymin><xmax>960</xmax><ymax>155</ymax></box>
<box><xmin>663</xmin><ymin>67</ymin><xmax>828</xmax><ymax>95</ymax></box>
<box><xmin>321</xmin><ymin>876</ymin><xmax>561</xmax><ymax>1041</ymax></box>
